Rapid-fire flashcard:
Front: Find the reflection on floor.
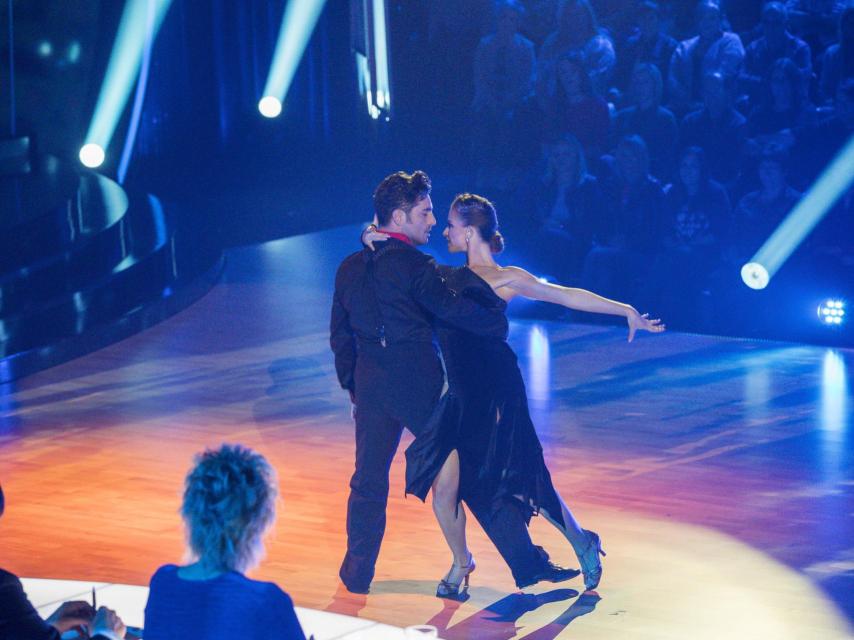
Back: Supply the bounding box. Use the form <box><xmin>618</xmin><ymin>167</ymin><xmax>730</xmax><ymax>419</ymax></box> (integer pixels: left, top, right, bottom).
<box><xmin>2</xmin><ymin>225</ymin><xmax>853</xmax><ymax>639</ymax></box>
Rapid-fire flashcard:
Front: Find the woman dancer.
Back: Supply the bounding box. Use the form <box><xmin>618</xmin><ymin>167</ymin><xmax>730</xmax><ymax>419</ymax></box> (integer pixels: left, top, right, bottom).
<box><xmin>365</xmin><ymin>194</ymin><xmax>664</xmax><ymax>599</ymax></box>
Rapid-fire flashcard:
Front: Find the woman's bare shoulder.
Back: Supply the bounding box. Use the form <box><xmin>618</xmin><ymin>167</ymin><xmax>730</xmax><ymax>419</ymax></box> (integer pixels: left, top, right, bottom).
<box><xmin>469</xmin><ymin>265</ymin><xmax>534</xmax><ymax>294</ymax></box>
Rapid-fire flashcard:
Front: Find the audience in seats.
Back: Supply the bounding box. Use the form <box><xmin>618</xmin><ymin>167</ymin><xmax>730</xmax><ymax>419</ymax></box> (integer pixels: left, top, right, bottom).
<box><xmin>472</xmin><ymin>0</ymin><xmax>537</xmax><ymax>189</ymax></box>
<box><xmin>668</xmin><ymin>1</ymin><xmax>745</xmax><ymax>115</ymax></box>
<box><xmin>646</xmin><ymin>146</ymin><xmax>732</xmax><ymax>327</ymax></box>
<box><xmin>538</xmin><ymin>0</ymin><xmax>616</xmax><ymax>97</ymax></box>
<box><xmin>819</xmin><ymin>7</ymin><xmax>854</xmax><ymax>103</ymax></box>
<box><xmin>580</xmin><ymin>135</ymin><xmax>665</xmax><ymax>304</ymax></box>
<box><xmin>680</xmin><ymin>71</ymin><xmax>747</xmax><ymax>187</ymax></box>
<box><xmin>740</xmin><ymin>2</ymin><xmax>812</xmax><ymax>103</ymax></box>
<box><xmin>520</xmin><ymin>134</ymin><xmax>603</xmax><ymax>283</ymax></box>
<box><xmin>731</xmin><ymin>146</ymin><xmax>802</xmax><ymax>265</ymax></box>
<box><xmin>746</xmin><ymin>57</ymin><xmax>817</xmax><ymax>139</ymax></box>
<box><xmin>615</xmin><ymin>1</ymin><xmax>678</xmax><ymax>93</ymax></box>
<box><xmin>543</xmin><ymin>51</ymin><xmax>612</xmax><ymax>163</ymax></box>
<box><xmin>614</xmin><ymin>62</ymin><xmax>680</xmax><ymax>179</ymax></box>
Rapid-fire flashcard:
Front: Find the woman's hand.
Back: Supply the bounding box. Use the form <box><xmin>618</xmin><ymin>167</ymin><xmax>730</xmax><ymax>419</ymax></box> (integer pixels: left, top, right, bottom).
<box><xmin>626</xmin><ymin>307</ymin><xmax>665</xmax><ymax>342</ymax></box>
<box><xmin>361</xmin><ymin>225</ymin><xmax>390</xmax><ymax>251</ymax></box>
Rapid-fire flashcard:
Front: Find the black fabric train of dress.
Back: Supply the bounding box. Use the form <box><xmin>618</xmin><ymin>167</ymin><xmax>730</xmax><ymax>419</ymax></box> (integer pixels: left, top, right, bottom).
<box><xmin>405</xmin><ymin>266</ymin><xmax>565</xmax><ymax>529</ymax></box>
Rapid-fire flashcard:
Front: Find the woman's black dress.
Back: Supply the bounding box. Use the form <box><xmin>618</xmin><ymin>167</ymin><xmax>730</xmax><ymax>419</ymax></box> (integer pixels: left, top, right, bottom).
<box><xmin>405</xmin><ymin>266</ymin><xmax>564</xmax><ymax>527</ymax></box>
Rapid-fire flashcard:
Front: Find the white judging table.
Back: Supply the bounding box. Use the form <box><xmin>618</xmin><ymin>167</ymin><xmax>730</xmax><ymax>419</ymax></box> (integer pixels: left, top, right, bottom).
<box><xmin>21</xmin><ymin>578</ymin><xmax>441</xmax><ymax>639</ymax></box>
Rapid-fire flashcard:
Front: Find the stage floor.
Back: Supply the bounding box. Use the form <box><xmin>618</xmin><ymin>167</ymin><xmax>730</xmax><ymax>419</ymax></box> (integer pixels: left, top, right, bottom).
<box><xmin>2</xmin><ymin>225</ymin><xmax>852</xmax><ymax>639</ymax></box>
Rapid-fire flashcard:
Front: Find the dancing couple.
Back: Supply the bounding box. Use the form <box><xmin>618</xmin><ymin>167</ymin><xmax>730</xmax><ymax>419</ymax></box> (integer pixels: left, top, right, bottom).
<box><xmin>330</xmin><ymin>170</ymin><xmax>663</xmax><ymax>599</ymax></box>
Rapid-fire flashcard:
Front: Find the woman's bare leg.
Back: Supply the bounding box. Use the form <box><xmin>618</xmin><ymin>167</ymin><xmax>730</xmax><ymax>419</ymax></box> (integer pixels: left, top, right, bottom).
<box><xmin>536</xmin><ymin>490</ymin><xmax>587</xmax><ymax>551</ymax></box>
<box><xmin>538</xmin><ymin>489</ymin><xmax>604</xmax><ymax>589</ymax></box>
<box><xmin>431</xmin><ymin>450</ymin><xmax>471</xmax><ymax>576</ymax></box>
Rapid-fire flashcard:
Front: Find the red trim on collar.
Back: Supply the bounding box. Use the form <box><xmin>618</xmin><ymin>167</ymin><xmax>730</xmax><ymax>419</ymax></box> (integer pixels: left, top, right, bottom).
<box><xmin>381</xmin><ymin>231</ymin><xmax>414</xmax><ymax>246</ymax></box>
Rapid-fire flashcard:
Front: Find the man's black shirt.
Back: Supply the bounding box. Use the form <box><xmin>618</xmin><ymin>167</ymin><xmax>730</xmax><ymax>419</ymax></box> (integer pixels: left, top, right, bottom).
<box><xmin>330</xmin><ymin>238</ymin><xmax>508</xmax><ymax>393</ymax></box>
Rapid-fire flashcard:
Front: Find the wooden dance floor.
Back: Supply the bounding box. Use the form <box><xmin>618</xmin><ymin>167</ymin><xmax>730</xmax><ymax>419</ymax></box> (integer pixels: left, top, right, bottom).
<box><xmin>2</xmin><ymin>226</ymin><xmax>852</xmax><ymax>639</ymax></box>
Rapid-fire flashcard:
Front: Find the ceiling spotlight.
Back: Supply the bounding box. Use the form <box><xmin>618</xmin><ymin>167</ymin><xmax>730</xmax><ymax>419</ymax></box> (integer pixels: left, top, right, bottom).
<box><xmin>79</xmin><ymin>143</ymin><xmax>105</xmax><ymax>168</ymax></box>
<box><xmin>258</xmin><ymin>96</ymin><xmax>282</xmax><ymax>118</ymax></box>
<box><xmin>741</xmin><ymin>262</ymin><xmax>769</xmax><ymax>290</ymax></box>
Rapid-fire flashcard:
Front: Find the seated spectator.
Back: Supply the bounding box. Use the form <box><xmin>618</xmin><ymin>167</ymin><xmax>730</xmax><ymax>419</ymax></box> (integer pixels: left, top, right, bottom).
<box><xmin>747</xmin><ymin>57</ymin><xmax>817</xmax><ymax>138</ymax></box>
<box><xmin>0</xmin><ymin>483</ymin><xmax>127</xmax><ymax>640</ymax></box>
<box><xmin>740</xmin><ymin>2</ymin><xmax>812</xmax><ymax>103</ymax></box>
<box><xmin>545</xmin><ymin>52</ymin><xmax>612</xmax><ymax>162</ymax></box>
<box><xmin>668</xmin><ymin>1</ymin><xmax>745</xmax><ymax>115</ymax></box>
<box><xmin>581</xmin><ymin>135</ymin><xmax>665</xmax><ymax>303</ymax></box>
<box><xmin>731</xmin><ymin>147</ymin><xmax>801</xmax><ymax>263</ymax></box>
<box><xmin>726</xmin><ymin>0</ymin><xmax>765</xmax><ymax>37</ymax></box>
<box><xmin>615</xmin><ymin>1</ymin><xmax>678</xmax><ymax>92</ymax></box>
<box><xmin>646</xmin><ymin>146</ymin><xmax>732</xmax><ymax>326</ymax></box>
<box><xmin>614</xmin><ymin>62</ymin><xmax>680</xmax><ymax>179</ymax></box>
<box><xmin>538</xmin><ymin>0</ymin><xmax>617</xmax><ymax>96</ymax></box>
<box><xmin>787</xmin><ymin>77</ymin><xmax>854</xmax><ymax>187</ymax></box>
<box><xmin>819</xmin><ymin>7</ymin><xmax>854</xmax><ymax>104</ymax></box>
<box><xmin>520</xmin><ymin>0</ymin><xmax>562</xmax><ymax>46</ymax></box>
<box><xmin>787</xmin><ymin>0</ymin><xmax>846</xmax><ymax>79</ymax></box>
<box><xmin>143</xmin><ymin>444</ymin><xmax>306</xmax><ymax>640</ymax></box>
<box><xmin>472</xmin><ymin>0</ymin><xmax>536</xmax><ymax>189</ymax></box>
<box><xmin>519</xmin><ymin>134</ymin><xmax>604</xmax><ymax>282</ymax></box>
<box><xmin>681</xmin><ymin>71</ymin><xmax>747</xmax><ymax>186</ymax></box>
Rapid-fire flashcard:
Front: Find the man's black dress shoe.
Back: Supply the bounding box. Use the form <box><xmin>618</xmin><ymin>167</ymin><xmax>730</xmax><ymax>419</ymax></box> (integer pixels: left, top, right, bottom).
<box><xmin>516</xmin><ymin>561</ymin><xmax>581</xmax><ymax>589</ymax></box>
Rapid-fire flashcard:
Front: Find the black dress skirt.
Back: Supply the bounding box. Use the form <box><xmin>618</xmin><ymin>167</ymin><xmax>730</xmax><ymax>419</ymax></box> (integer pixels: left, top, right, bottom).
<box><xmin>405</xmin><ymin>266</ymin><xmax>564</xmax><ymax>527</ymax></box>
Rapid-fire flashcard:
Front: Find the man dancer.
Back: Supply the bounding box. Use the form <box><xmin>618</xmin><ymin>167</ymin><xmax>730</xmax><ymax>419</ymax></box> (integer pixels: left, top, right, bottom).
<box><xmin>330</xmin><ymin>170</ymin><xmax>576</xmax><ymax>594</ymax></box>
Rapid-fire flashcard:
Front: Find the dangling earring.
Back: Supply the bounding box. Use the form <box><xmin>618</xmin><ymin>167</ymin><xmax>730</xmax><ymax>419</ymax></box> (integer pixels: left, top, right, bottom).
<box><xmin>466</xmin><ymin>233</ymin><xmax>471</xmax><ymax>244</ymax></box>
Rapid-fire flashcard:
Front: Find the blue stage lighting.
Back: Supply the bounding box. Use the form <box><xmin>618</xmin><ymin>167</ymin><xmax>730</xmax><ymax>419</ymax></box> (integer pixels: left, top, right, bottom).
<box><xmin>354</xmin><ymin>0</ymin><xmax>391</xmax><ymax>120</ymax></box>
<box><xmin>741</xmin><ymin>262</ymin><xmax>770</xmax><ymax>290</ymax></box>
<box><xmin>79</xmin><ymin>143</ymin><xmax>106</xmax><ymax>168</ymax></box>
<box><xmin>371</xmin><ymin>0</ymin><xmax>390</xmax><ymax>111</ymax></box>
<box><xmin>817</xmin><ymin>300</ymin><xmax>846</xmax><ymax>326</ymax></box>
<box><xmin>81</xmin><ymin>0</ymin><xmax>173</xmax><ymax>168</ymax></box>
<box><xmin>36</xmin><ymin>40</ymin><xmax>53</xmax><ymax>58</ymax></box>
<box><xmin>743</xmin><ymin>135</ymin><xmax>854</xmax><ymax>288</ymax></box>
<box><xmin>258</xmin><ymin>96</ymin><xmax>283</xmax><ymax>118</ymax></box>
<box><xmin>261</xmin><ymin>0</ymin><xmax>327</xmax><ymax>113</ymax></box>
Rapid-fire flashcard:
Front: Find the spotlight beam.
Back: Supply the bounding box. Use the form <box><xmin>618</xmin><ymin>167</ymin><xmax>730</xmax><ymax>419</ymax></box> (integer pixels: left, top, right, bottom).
<box><xmin>745</xmin><ymin>135</ymin><xmax>854</xmax><ymax>284</ymax></box>
<box><xmin>117</xmin><ymin>0</ymin><xmax>158</xmax><ymax>184</ymax></box>
<box><xmin>354</xmin><ymin>0</ymin><xmax>391</xmax><ymax>120</ymax></box>
<box><xmin>83</xmin><ymin>0</ymin><xmax>172</xmax><ymax>164</ymax></box>
<box><xmin>261</xmin><ymin>0</ymin><xmax>328</xmax><ymax>110</ymax></box>
<box><xmin>371</xmin><ymin>0</ymin><xmax>390</xmax><ymax>110</ymax></box>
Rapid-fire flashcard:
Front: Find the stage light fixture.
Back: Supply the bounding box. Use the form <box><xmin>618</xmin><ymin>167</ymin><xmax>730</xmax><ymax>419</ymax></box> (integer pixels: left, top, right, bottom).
<box><xmin>743</xmin><ymin>135</ymin><xmax>854</xmax><ymax>289</ymax></box>
<box><xmin>81</xmin><ymin>0</ymin><xmax>172</xmax><ymax>169</ymax></box>
<box><xmin>371</xmin><ymin>0</ymin><xmax>390</xmax><ymax>112</ymax></box>
<box><xmin>79</xmin><ymin>143</ymin><xmax>105</xmax><ymax>168</ymax></box>
<box><xmin>354</xmin><ymin>0</ymin><xmax>391</xmax><ymax>120</ymax></box>
<box><xmin>258</xmin><ymin>96</ymin><xmax>283</xmax><ymax>118</ymax></box>
<box><xmin>261</xmin><ymin>0</ymin><xmax>327</xmax><ymax>116</ymax></box>
<box><xmin>36</xmin><ymin>40</ymin><xmax>53</xmax><ymax>58</ymax></box>
<box><xmin>817</xmin><ymin>300</ymin><xmax>846</xmax><ymax>326</ymax></box>
<box><xmin>741</xmin><ymin>262</ymin><xmax>770</xmax><ymax>290</ymax></box>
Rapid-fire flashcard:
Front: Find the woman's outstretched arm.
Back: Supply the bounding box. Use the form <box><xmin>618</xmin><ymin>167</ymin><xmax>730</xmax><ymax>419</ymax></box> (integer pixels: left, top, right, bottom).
<box><xmin>502</xmin><ymin>266</ymin><xmax>665</xmax><ymax>341</ymax></box>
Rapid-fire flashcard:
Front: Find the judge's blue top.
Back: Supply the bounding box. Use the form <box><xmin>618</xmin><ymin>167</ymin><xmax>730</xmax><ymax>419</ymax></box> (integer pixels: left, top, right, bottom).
<box><xmin>144</xmin><ymin>564</ymin><xmax>306</xmax><ymax>640</ymax></box>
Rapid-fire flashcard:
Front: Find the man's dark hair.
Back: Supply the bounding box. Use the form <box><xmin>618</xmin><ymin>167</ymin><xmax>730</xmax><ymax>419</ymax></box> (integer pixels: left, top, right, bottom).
<box><xmin>373</xmin><ymin>171</ymin><xmax>432</xmax><ymax>226</ymax></box>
